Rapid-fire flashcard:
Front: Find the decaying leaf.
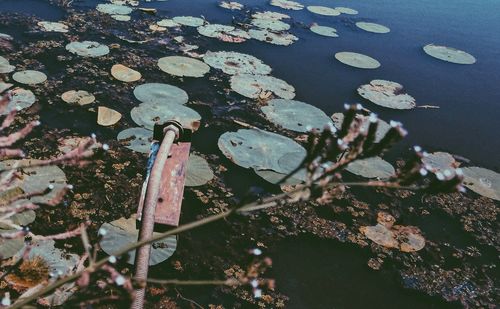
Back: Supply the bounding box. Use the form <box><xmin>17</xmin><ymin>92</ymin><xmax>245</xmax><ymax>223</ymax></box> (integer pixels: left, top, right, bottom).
<box><xmin>97</xmin><ymin>106</ymin><xmax>122</xmax><ymax>126</ymax></box>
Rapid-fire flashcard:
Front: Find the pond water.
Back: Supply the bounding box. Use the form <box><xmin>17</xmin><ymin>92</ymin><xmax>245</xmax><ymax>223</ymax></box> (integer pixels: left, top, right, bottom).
<box><xmin>1</xmin><ymin>0</ymin><xmax>498</xmax><ymax>307</ymax></box>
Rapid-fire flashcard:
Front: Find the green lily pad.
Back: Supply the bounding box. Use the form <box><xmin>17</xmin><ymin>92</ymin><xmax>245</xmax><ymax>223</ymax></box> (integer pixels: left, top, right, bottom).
<box><xmin>0</xmin><ymin>230</ymin><xmax>24</xmax><ymax>259</ymax></box>
<box><xmin>1</xmin><ymin>88</ymin><xmax>36</xmax><ymax>115</ymax></box>
<box><xmin>66</xmin><ymin>41</ymin><xmax>110</xmax><ymax>57</ymax></box>
<box><xmin>357</xmin><ymin>80</ymin><xmax>416</xmax><ymax>109</ymax></box>
<box><xmin>173</xmin><ymin>16</ymin><xmax>205</xmax><ymax>27</ymax></box>
<box><xmin>157</xmin><ymin>19</ymin><xmax>181</xmax><ymax>27</ymax></box>
<box><xmin>423</xmin><ymin>44</ymin><xmax>476</xmax><ymax>65</ymax></box>
<box><xmin>335</xmin><ymin>52</ymin><xmax>381</xmax><ymax>69</ymax></box>
<box><xmin>186</xmin><ymin>155</ymin><xmax>214</xmax><ymax>187</ymax></box>
<box><xmin>462</xmin><ymin>167</ymin><xmax>500</xmax><ymax>201</ymax></box>
<box><xmin>37</xmin><ymin>21</ymin><xmax>69</xmax><ymax>33</ymax></box>
<box><xmin>158</xmin><ymin>56</ymin><xmax>210</xmax><ymax>78</ymax></box>
<box><xmin>355</xmin><ymin>22</ymin><xmax>390</xmax><ymax>34</ymax></box>
<box><xmin>111</xmin><ymin>14</ymin><xmax>131</xmax><ymax>21</ymax></box>
<box><xmin>261</xmin><ymin>99</ymin><xmax>332</xmax><ymax>132</ymax></box>
<box><xmin>133</xmin><ymin>83</ymin><xmax>188</xmax><ymax>105</ymax></box>
<box><xmin>218</xmin><ymin>128</ymin><xmax>306</xmax><ymax>174</ymax></box>
<box><xmin>252</xmin><ymin>11</ymin><xmax>290</xmax><ymax>20</ymax></box>
<box><xmin>270</xmin><ymin>0</ymin><xmax>304</xmax><ymax>10</ymax></box>
<box><xmin>251</xmin><ymin>18</ymin><xmax>290</xmax><ymax>31</ymax></box>
<box><xmin>307</xmin><ymin>5</ymin><xmax>341</xmax><ymax>16</ymax></box>
<box><xmin>254</xmin><ymin>169</ymin><xmax>305</xmax><ymax>185</ymax></box>
<box><xmin>0</xmin><ymin>81</ymin><xmax>12</xmax><ymax>93</ymax></box>
<box><xmin>61</xmin><ymin>90</ymin><xmax>95</xmax><ymax>105</ymax></box>
<box><xmin>0</xmin><ymin>33</ymin><xmax>13</xmax><ymax>40</ymax></box>
<box><xmin>310</xmin><ymin>25</ymin><xmax>338</xmax><ymax>37</ymax></box>
<box><xmin>249</xmin><ymin>29</ymin><xmax>298</xmax><ymax>45</ymax></box>
<box><xmin>219</xmin><ymin>1</ymin><xmax>244</xmax><ymax>10</ymax></box>
<box><xmin>335</xmin><ymin>7</ymin><xmax>358</xmax><ymax>15</ymax></box>
<box><xmin>345</xmin><ymin>156</ymin><xmax>395</xmax><ymax>179</ymax></box>
<box><xmin>96</xmin><ymin>3</ymin><xmax>133</xmax><ymax>15</ymax></box>
<box><xmin>131</xmin><ymin>102</ymin><xmax>201</xmax><ymax>131</ymax></box>
<box><xmin>0</xmin><ymin>56</ymin><xmax>15</xmax><ymax>73</ymax></box>
<box><xmin>0</xmin><ymin>200</ymin><xmax>36</xmax><ymax>229</ymax></box>
<box><xmin>198</xmin><ymin>24</ymin><xmax>250</xmax><ymax>42</ymax></box>
<box><xmin>12</xmin><ymin>70</ymin><xmax>47</xmax><ymax>85</ymax></box>
<box><xmin>422</xmin><ymin>152</ymin><xmax>457</xmax><ymax>172</ymax></box>
<box><xmin>203</xmin><ymin>51</ymin><xmax>272</xmax><ymax>75</ymax></box>
<box><xmin>331</xmin><ymin>113</ymin><xmax>390</xmax><ymax>143</ymax></box>
<box><xmin>230</xmin><ymin>74</ymin><xmax>295</xmax><ymax>99</ymax></box>
<box><xmin>100</xmin><ymin>216</ymin><xmax>177</xmax><ymax>265</ymax></box>
<box><xmin>117</xmin><ymin>127</ymin><xmax>153</xmax><ymax>153</ymax></box>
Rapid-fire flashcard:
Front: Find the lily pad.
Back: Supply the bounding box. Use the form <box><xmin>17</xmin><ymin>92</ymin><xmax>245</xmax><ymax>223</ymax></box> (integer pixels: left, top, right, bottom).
<box><xmin>100</xmin><ymin>216</ymin><xmax>177</xmax><ymax>265</ymax></box>
<box><xmin>111</xmin><ymin>64</ymin><xmax>141</xmax><ymax>82</ymax></box>
<box><xmin>252</xmin><ymin>11</ymin><xmax>290</xmax><ymax>20</ymax></box>
<box><xmin>1</xmin><ymin>88</ymin><xmax>36</xmax><ymax>115</ymax></box>
<box><xmin>133</xmin><ymin>83</ymin><xmax>188</xmax><ymax>105</ymax></box>
<box><xmin>12</xmin><ymin>70</ymin><xmax>47</xmax><ymax>85</ymax></box>
<box><xmin>0</xmin><ymin>200</ymin><xmax>36</xmax><ymax>229</ymax></box>
<box><xmin>61</xmin><ymin>90</ymin><xmax>95</xmax><ymax>105</ymax></box>
<box><xmin>158</xmin><ymin>56</ymin><xmax>210</xmax><ymax>78</ymax></box>
<box><xmin>186</xmin><ymin>155</ymin><xmax>214</xmax><ymax>186</ymax></box>
<box><xmin>218</xmin><ymin>128</ymin><xmax>306</xmax><ymax>174</ymax></box>
<box><xmin>462</xmin><ymin>167</ymin><xmax>500</xmax><ymax>201</ymax></box>
<box><xmin>37</xmin><ymin>21</ymin><xmax>69</xmax><ymax>33</ymax></box>
<box><xmin>335</xmin><ymin>52</ymin><xmax>381</xmax><ymax>69</ymax></box>
<box><xmin>422</xmin><ymin>152</ymin><xmax>457</xmax><ymax>172</ymax></box>
<box><xmin>173</xmin><ymin>16</ymin><xmax>205</xmax><ymax>27</ymax></box>
<box><xmin>270</xmin><ymin>0</ymin><xmax>304</xmax><ymax>10</ymax></box>
<box><xmin>423</xmin><ymin>44</ymin><xmax>476</xmax><ymax>65</ymax></box>
<box><xmin>331</xmin><ymin>113</ymin><xmax>390</xmax><ymax>143</ymax></box>
<box><xmin>345</xmin><ymin>156</ymin><xmax>395</xmax><ymax>179</ymax></box>
<box><xmin>157</xmin><ymin>19</ymin><xmax>180</xmax><ymax>28</ymax></box>
<box><xmin>230</xmin><ymin>74</ymin><xmax>295</xmax><ymax>99</ymax></box>
<box><xmin>17</xmin><ymin>239</ymin><xmax>79</xmax><ymax>276</ymax></box>
<box><xmin>310</xmin><ymin>25</ymin><xmax>338</xmax><ymax>37</ymax></box>
<box><xmin>335</xmin><ymin>7</ymin><xmax>358</xmax><ymax>15</ymax></box>
<box><xmin>117</xmin><ymin>127</ymin><xmax>153</xmax><ymax>153</ymax></box>
<box><xmin>249</xmin><ymin>29</ymin><xmax>298</xmax><ymax>46</ymax></box>
<box><xmin>0</xmin><ymin>230</ymin><xmax>24</xmax><ymax>259</ymax></box>
<box><xmin>219</xmin><ymin>1</ymin><xmax>244</xmax><ymax>10</ymax></box>
<box><xmin>198</xmin><ymin>24</ymin><xmax>250</xmax><ymax>43</ymax></box>
<box><xmin>66</xmin><ymin>41</ymin><xmax>110</xmax><ymax>57</ymax></box>
<box><xmin>251</xmin><ymin>18</ymin><xmax>290</xmax><ymax>31</ymax></box>
<box><xmin>261</xmin><ymin>99</ymin><xmax>333</xmax><ymax>132</ymax></box>
<box><xmin>0</xmin><ymin>56</ymin><xmax>15</xmax><ymax>74</ymax></box>
<box><xmin>254</xmin><ymin>168</ymin><xmax>305</xmax><ymax>185</ymax></box>
<box><xmin>307</xmin><ymin>6</ymin><xmax>341</xmax><ymax>16</ymax></box>
<box><xmin>96</xmin><ymin>3</ymin><xmax>133</xmax><ymax>15</ymax></box>
<box><xmin>355</xmin><ymin>22</ymin><xmax>390</xmax><ymax>34</ymax></box>
<box><xmin>111</xmin><ymin>14</ymin><xmax>131</xmax><ymax>21</ymax></box>
<box><xmin>203</xmin><ymin>51</ymin><xmax>272</xmax><ymax>75</ymax></box>
<box><xmin>131</xmin><ymin>102</ymin><xmax>201</xmax><ymax>131</ymax></box>
<box><xmin>97</xmin><ymin>106</ymin><xmax>122</xmax><ymax>126</ymax></box>
<box><xmin>357</xmin><ymin>80</ymin><xmax>416</xmax><ymax>109</ymax></box>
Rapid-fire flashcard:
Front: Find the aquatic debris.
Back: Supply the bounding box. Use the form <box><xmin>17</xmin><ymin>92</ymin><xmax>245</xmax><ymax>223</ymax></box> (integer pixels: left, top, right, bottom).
<box><xmin>65</xmin><ymin>41</ymin><xmax>110</xmax><ymax>57</ymax></box>
<box><xmin>117</xmin><ymin>127</ymin><xmax>153</xmax><ymax>153</ymax></box>
<box><xmin>345</xmin><ymin>156</ymin><xmax>395</xmax><ymax>179</ymax></box>
<box><xmin>134</xmin><ymin>83</ymin><xmax>189</xmax><ymax>105</ymax></box>
<box><xmin>423</xmin><ymin>44</ymin><xmax>476</xmax><ymax>65</ymax></box>
<box><xmin>57</xmin><ymin>136</ymin><xmax>99</xmax><ymax>155</ymax></box>
<box><xmin>307</xmin><ymin>6</ymin><xmax>341</xmax><ymax>16</ymax></box>
<box><xmin>100</xmin><ymin>216</ymin><xmax>177</xmax><ymax>265</ymax></box>
<box><xmin>218</xmin><ymin>128</ymin><xmax>306</xmax><ymax>174</ymax></box>
<box><xmin>157</xmin><ymin>18</ymin><xmax>180</xmax><ymax>28</ymax></box>
<box><xmin>310</xmin><ymin>24</ymin><xmax>338</xmax><ymax>37</ymax></box>
<box><xmin>96</xmin><ymin>3</ymin><xmax>133</xmax><ymax>15</ymax></box>
<box><xmin>219</xmin><ymin>1</ymin><xmax>244</xmax><ymax>10</ymax></box>
<box><xmin>61</xmin><ymin>90</ymin><xmax>95</xmax><ymax>105</ymax></box>
<box><xmin>149</xmin><ymin>24</ymin><xmax>166</xmax><ymax>31</ymax></box>
<box><xmin>357</xmin><ymin>80</ymin><xmax>416</xmax><ymax>109</ymax></box>
<box><xmin>186</xmin><ymin>155</ymin><xmax>214</xmax><ymax>186</ymax></box>
<box><xmin>198</xmin><ymin>24</ymin><xmax>250</xmax><ymax>43</ymax></box>
<box><xmin>37</xmin><ymin>21</ymin><xmax>68</xmax><ymax>33</ymax></box>
<box><xmin>131</xmin><ymin>102</ymin><xmax>201</xmax><ymax>131</ymax></box>
<box><xmin>249</xmin><ymin>29</ymin><xmax>298</xmax><ymax>46</ymax></box>
<box><xmin>331</xmin><ymin>113</ymin><xmax>390</xmax><ymax>143</ymax></box>
<box><xmin>173</xmin><ymin>16</ymin><xmax>205</xmax><ymax>27</ymax></box>
<box><xmin>1</xmin><ymin>88</ymin><xmax>36</xmax><ymax>115</ymax></box>
<box><xmin>252</xmin><ymin>11</ymin><xmax>290</xmax><ymax>20</ymax></box>
<box><xmin>335</xmin><ymin>7</ymin><xmax>358</xmax><ymax>15</ymax></box>
<box><xmin>360</xmin><ymin>212</ymin><xmax>425</xmax><ymax>252</ymax></box>
<box><xmin>230</xmin><ymin>74</ymin><xmax>295</xmax><ymax>99</ymax></box>
<box><xmin>261</xmin><ymin>99</ymin><xmax>333</xmax><ymax>132</ymax></box>
<box><xmin>203</xmin><ymin>51</ymin><xmax>272</xmax><ymax>75</ymax></box>
<box><xmin>355</xmin><ymin>22</ymin><xmax>390</xmax><ymax>34</ymax></box>
<box><xmin>462</xmin><ymin>167</ymin><xmax>500</xmax><ymax>201</ymax></box>
<box><xmin>111</xmin><ymin>64</ymin><xmax>141</xmax><ymax>82</ymax></box>
<box><xmin>270</xmin><ymin>0</ymin><xmax>304</xmax><ymax>10</ymax></box>
<box><xmin>335</xmin><ymin>52</ymin><xmax>381</xmax><ymax>69</ymax></box>
<box><xmin>158</xmin><ymin>56</ymin><xmax>210</xmax><ymax>78</ymax></box>
<box><xmin>12</xmin><ymin>70</ymin><xmax>47</xmax><ymax>85</ymax></box>
<box><xmin>251</xmin><ymin>18</ymin><xmax>290</xmax><ymax>31</ymax></box>
<box><xmin>97</xmin><ymin>106</ymin><xmax>122</xmax><ymax>126</ymax></box>
<box><xmin>0</xmin><ymin>56</ymin><xmax>15</xmax><ymax>74</ymax></box>
<box><xmin>422</xmin><ymin>152</ymin><xmax>457</xmax><ymax>172</ymax></box>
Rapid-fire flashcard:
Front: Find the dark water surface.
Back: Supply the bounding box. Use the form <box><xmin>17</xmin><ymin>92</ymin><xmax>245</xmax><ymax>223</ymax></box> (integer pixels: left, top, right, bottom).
<box><xmin>1</xmin><ymin>0</ymin><xmax>498</xmax><ymax>308</ymax></box>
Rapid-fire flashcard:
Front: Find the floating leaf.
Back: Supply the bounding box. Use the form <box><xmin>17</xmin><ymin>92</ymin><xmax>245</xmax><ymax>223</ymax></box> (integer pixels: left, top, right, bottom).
<box><xmin>249</xmin><ymin>29</ymin><xmax>298</xmax><ymax>45</ymax></box>
<box><xmin>96</xmin><ymin>3</ymin><xmax>133</xmax><ymax>15</ymax></box>
<box><xmin>422</xmin><ymin>152</ymin><xmax>457</xmax><ymax>172</ymax></box>
<box><xmin>252</xmin><ymin>11</ymin><xmax>290</xmax><ymax>20</ymax></box>
<box><xmin>111</xmin><ymin>14</ymin><xmax>131</xmax><ymax>21</ymax></box>
<box><xmin>335</xmin><ymin>52</ymin><xmax>381</xmax><ymax>69</ymax></box>
<box><xmin>251</xmin><ymin>18</ymin><xmax>290</xmax><ymax>31</ymax></box>
<box><xmin>335</xmin><ymin>7</ymin><xmax>358</xmax><ymax>15</ymax></box>
<box><xmin>218</xmin><ymin>128</ymin><xmax>306</xmax><ymax>174</ymax></box>
<box><xmin>331</xmin><ymin>113</ymin><xmax>390</xmax><ymax>143</ymax></box>
<box><xmin>219</xmin><ymin>1</ymin><xmax>244</xmax><ymax>10</ymax></box>
<box><xmin>116</xmin><ymin>127</ymin><xmax>153</xmax><ymax>153</ymax></box>
<box><xmin>310</xmin><ymin>25</ymin><xmax>338</xmax><ymax>37</ymax></box>
<box><xmin>0</xmin><ymin>88</ymin><xmax>36</xmax><ymax>115</ymax></box>
<box><xmin>0</xmin><ymin>230</ymin><xmax>24</xmax><ymax>259</ymax></box>
<box><xmin>61</xmin><ymin>90</ymin><xmax>95</xmax><ymax>105</ymax></box>
<box><xmin>158</xmin><ymin>56</ymin><xmax>210</xmax><ymax>78</ymax></box>
<box><xmin>37</xmin><ymin>21</ymin><xmax>69</xmax><ymax>33</ymax></box>
<box><xmin>157</xmin><ymin>19</ymin><xmax>180</xmax><ymax>27</ymax></box>
<box><xmin>270</xmin><ymin>0</ymin><xmax>304</xmax><ymax>10</ymax></box>
<box><xmin>355</xmin><ymin>22</ymin><xmax>390</xmax><ymax>34</ymax></box>
<box><xmin>203</xmin><ymin>51</ymin><xmax>271</xmax><ymax>75</ymax></box>
<box><xmin>462</xmin><ymin>167</ymin><xmax>500</xmax><ymax>201</ymax></box>
<box><xmin>423</xmin><ymin>44</ymin><xmax>476</xmax><ymax>65</ymax></box>
<box><xmin>230</xmin><ymin>74</ymin><xmax>295</xmax><ymax>99</ymax></box>
<box><xmin>198</xmin><ymin>24</ymin><xmax>250</xmax><ymax>43</ymax></box>
<box><xmin>133</xmin><ymin>83</ymin><xmax>188</xmax><ymax>105</ymax></box>
<box><xmin>100</xmin><ymin>216</ymin><xmax>177</xmax><ymax>265</ymax></box>
<box><xmin>173</xmin><ymin>16</ymin><xmax>205</xmax><ymax>27</ymax></box>
<box><xmin>0</xmin><ymin>56</ymin><xmax>15</xmax><ymax>73</ymax></box>
<box><xmin>66</xmin><ymin>41</ymin><xmax>110</xmax><ymax>57</ymax></box>
<box><xmin>307</xmin><ymin>5</ymin><xmax>341</xmax><ymax>16</ymax></box>
<box><xmin>0</xmin><ymin>200</ymin><xmax>35</xmax><ymax>229</ymax></box>
<box><xmin>12</xmin><ymin>70</ymin><xmax>47</xmax><ymax>85</ymax></box>
<box><xmin>131</xmin><ymin>102</ymin><xmax>201</xmax><ymax>131</ymax></box>
<box><xmin>261</xmin><ymin>99</ymin><xmax>332</xmax><ymax>132</ymax></box>
<box><xmin>345</xmin><ymin>156</ymin><xmax>395</xmax><ymax>179</ymax></box>
<box><xmin>0</xmin><ymin>81</ymin><xmax>12</xmax><ymax>93</ymax></box>
<box><xmin>186</xmin><ymin>155</ymin><xmax>214</xmax><ymax>186</ymax></box>
<box><xmin>111</xmin><ymin>64</ymin><xmax>141</xmax><ymax>82</ymax></box>
<box><xmin>97</xmin><ymin>106</ymin><xmax>122</xmax><ymax>126</ymax></box>
<box><xmin>357</xmin><ymin>80</ymin><xmax>416</xmax><ymax>109</ymax></box>
<box><xmin>255</xmin><ymin>169</ymin><xmax>305</xmax><ymax>185</ymax></box>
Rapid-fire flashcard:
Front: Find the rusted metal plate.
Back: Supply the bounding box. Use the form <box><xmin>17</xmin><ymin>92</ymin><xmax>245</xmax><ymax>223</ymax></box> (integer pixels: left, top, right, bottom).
<box><xmin>137</xmin><ymin>142</ymin><xmax>191</xmax><ymax>226</ymax></box>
